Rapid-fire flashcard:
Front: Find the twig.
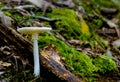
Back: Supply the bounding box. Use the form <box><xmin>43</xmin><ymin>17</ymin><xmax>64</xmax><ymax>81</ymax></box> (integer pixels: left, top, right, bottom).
<box><xmin>31</xmin><ymin>16</ymin><xmax>60</xmax><ymax>22</ymax></box>
<box><xmin>1</xmin><ymin>5</ymin><xmax>35</xmax><ymax>10</ymax></box>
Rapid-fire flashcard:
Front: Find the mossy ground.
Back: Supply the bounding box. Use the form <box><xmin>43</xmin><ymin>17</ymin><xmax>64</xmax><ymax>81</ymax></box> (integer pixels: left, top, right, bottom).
<box><xmin>37</xmin><ymin>0</ymin><xmax>119</xmax><ymax>81</ymax></box>
<box><xmin>46</xmin><ymin>8</ymin><xmax>91</xmax><ymax>40</ymax></box>
<box><xmin>38</xmin><ymin>33</ymin><xmax>117</xmax><ymax>81</ymax></box>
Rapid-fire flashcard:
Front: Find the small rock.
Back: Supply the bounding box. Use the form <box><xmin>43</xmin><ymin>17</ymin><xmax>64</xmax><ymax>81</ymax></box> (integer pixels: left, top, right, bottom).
<box><xmin>112</xmin><ymin>39</ymin><xmax>120</xmax><ymax>48</ymax></box>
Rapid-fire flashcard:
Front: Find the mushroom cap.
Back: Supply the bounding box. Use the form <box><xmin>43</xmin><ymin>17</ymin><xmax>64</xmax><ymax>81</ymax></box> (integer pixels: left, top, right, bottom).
<box><xmin>17</xmin><ymin>27</ymin><xmax>52</xmax><ymax>34</ymax></box>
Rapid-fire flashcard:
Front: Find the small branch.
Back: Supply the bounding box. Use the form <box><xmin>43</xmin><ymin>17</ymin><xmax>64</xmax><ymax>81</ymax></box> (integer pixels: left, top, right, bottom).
<box><xmin>1</xmin><ymin>5</ymin><xmax>35</xmax><ymax>10</ymax></box>
<box><xmin>31</xmin><ymin>16</ymin><xmax>60</xmax><ymax>22</ymax></box>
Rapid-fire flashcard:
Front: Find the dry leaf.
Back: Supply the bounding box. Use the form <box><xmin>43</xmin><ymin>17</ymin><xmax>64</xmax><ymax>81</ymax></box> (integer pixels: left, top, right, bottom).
<box><xmin>100</xmin><ymin>7</ymin><xmax>117</xmax><ymax>14</ymax></box>
<box><xmin>26</xmin><ymin>0</ymin><xmax>44</xmax><ymax>8</ymax></box>
<box><xmin>0</xmin><ymin>61</ymin><xmax>11</xmax><ymax>67</ymax></box>
<box><xmin>0</xmin><ymin>46</ymin><xmax>11</xmax><ymax>55</ymax></box>
<box><xmin>112</xmin><ymin>39</ymin><xmax>120</xmax><ymax>48</ymax></box>
<box><xmin>42</xmin><ymin>44</ymin><xmax>64</xmax><ymax>67</ymax></box>
<box><xmin>68</xmin><ymin>40</ymin><xmax>80</xmax><ymax>44</ymax></box>
<box><xmin>2</xmin><ymin>63</ymin><xmax>11</xmax><ymax>67</ymax></box>
<box><xmin>103</xmin><ymin>18</ymin><xmax>117</xmax><ymax>28</ymax></box>
<box><xmin>62</xmin><ymin>0</ymin><xmax>75</xmax><ymax>8</ymax></box>
<box><xmin>0</xmin><ymin>11</ymin><xmax>13</xmax><ymax>27</ymax></box>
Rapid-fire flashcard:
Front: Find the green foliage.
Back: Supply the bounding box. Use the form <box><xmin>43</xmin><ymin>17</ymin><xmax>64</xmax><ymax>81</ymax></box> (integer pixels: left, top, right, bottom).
<box><xmin>92</xmin><ymin>19</ymin><xmax>103</xmax><ymax>29</ymax></box>
<box><xmin>80</xmin><ymin>17</ymin><xmax>91</xmax><ymax>40</ymax></box>
<box><xmin>38</xmin><ymin>34</ymin><xmax>96</xmax><ymax>76</ymax></box>
<box><xmin>91</xmin><ymin>0</ymin><xmax>116</xmax><ymax>8</ymax></box>
<box><xmin>71</xmin><ymin>52</ymin><xmax>97</xmax><ymax>76</ymax></box>
<box><xmin>87</xmin><ymin>77</ymin><xmax>96</xmax><ymax>82</ymax></box>
<box><xmin>91</xmin><ymin>34</ymin><xmax>108</xmax><ymax>49</ymax></box>
<box><xmin>93</xmin><ymin>55</ymin><xmax>117</xmax><ymax>74</ymax></box>
<box><xmin>111</xmin><ymin>0</ymin><xmax>120</xmax><ymax>8</ymax></box>
<box><xmin>46</xmin><ymin>8</ymin><xmax>90</xmax><ymax>40</ymax></box>
<box><xmin>81</xmin><ymin>0</ymin><xmax>116</xmax><ymax>33</ymax></box>
<box><xmin>3</xmin><ymin>11</ymin><xmax>12</xmax><ymax>17</ymax></box>
<box><xmin>46</xmin><ymin>8</ymin><xmax>107</xmax><ymax>50</ymax></box>
<box><xmin>0</xmin><ymin>2</ymin><xmax>4</xmax><ymax>10</ymax></box>
<box><xmin>3</xmin><ymin>10</ymin><xmax>32</xmax><ymax>27</ymax></box>
<box><xmin>81</xmin><ymin>0</ymin><xmax>116</xmax><ymax>14</ymax></box>
<box><xmin>38</xmin><ymin>34</ymin><xmax>117</xmax><ymax>77</ymax></box>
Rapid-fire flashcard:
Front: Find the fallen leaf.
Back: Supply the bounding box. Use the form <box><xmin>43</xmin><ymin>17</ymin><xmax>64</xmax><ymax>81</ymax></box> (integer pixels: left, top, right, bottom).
<box><xmin>42</xmin><ymin>44</ymin><xmax>64</xmax><ymax>67</ymax></box>
<box><xmin>0</xmin><ymin>46</ymin><xmax>11</xmax><ymax>55</ymax></box>
<box><xmin>100</xmin><ymin>7</ymin><xmax>118</xmax><ymax>14</ymax></box>
<box><xmin>103</xmin><ymin>18</ymin><xmax>117</xmax><ymax>28</ymax></box>
<box><xmin>62</xmin><ymin>0</ymin><xmax>75</xmax><ymax>8</ymax></box>
<box><xmin>112</xmin><ymin>39</ymin><xmax>120</xmax><ymax>48</ymax></box>
<box><xmin>0</xmin><ymin>61</ymin><xmax>11</xmax><ymax>67</ymax></box>
<box><xmin>0</xmin><ymin>11</ymin><xmax>13</xmax><ymax>27</ymax></box>
<box><xmin>2</xmin><ymin>63</ymin><xmax>11</xmax><ymax>67</ymax></box>
<box><xmin>26</xmin><ymin>0</ymin><xmax>44</xmax><ymax>8</ymax></box>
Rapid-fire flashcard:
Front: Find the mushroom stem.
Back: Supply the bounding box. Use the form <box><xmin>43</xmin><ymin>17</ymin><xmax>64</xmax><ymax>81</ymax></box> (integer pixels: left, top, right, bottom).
<box><xmin>17</xmin><ymin>27</ymin><xmax>52</xmax><ymax>76</ymax></box>
<box><xmin>32</xmin><ymin>33</ymin><xmax>40</xmax><ymax>76</ymax></box>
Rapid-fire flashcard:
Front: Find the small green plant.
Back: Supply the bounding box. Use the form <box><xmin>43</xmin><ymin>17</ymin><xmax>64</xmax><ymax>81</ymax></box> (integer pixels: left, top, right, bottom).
<box><xmin>93</xmin><ymin>54</ymin><xmax>117</xmax><ymax>74</ymax></box>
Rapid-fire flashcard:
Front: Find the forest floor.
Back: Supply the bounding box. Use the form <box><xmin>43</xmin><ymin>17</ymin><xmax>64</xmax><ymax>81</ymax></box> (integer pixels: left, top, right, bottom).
<box><xmin>0</xmin><ymin>0</ymin><xmax>120</xmax><ymax>82</ymax></box>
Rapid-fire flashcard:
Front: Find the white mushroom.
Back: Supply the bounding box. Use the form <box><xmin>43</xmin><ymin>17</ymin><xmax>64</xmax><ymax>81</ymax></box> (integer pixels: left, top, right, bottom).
<box><xmin>17</xmin><ymin>27</ymin><xmax>52</xmax><ymax>76</ymax></box>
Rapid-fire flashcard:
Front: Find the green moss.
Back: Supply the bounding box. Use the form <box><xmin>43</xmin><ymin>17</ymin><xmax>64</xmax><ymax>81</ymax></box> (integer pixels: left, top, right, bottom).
<box><xmin>91</xmin><ymin>35</ymin><xmax>108</xmax><ymax>49</ymax></box>
<box><xmin>81</xmin><ymin>0</ymin><xmax>116</xmax><ymax>14</ymax></box>
<box><xmin>38</xmin><ymin>34</ymin><xmax>96</xmax><ymax>76</ymax></box>
<box><xmin>93</xmin><ymin>55</ymin><xmax>117</xmax><ymax>74</ymax></box>
<box><xmin>93</xmin><ymin>19</ymin><xmax>103</xmax><ymax>29</ymax></box>
<box><xmin>87</xmin><ymin>77</ymin><xmax>97</xmax><ymax>82</ymax></box>
<box><xmin>38</xmin><ymin>34</ymin><xmax>117</xmax><ymax>77</ymax></box>
<box><xmin>46</xmin><ymin>8</ymin><xmax>90</xmax><ymax>40</ymax></box>
<box><xmin>3</xmin><ymin>11</ymin><xmax>12</xmax><ymax>17</ymax></box>
<box><xmin>91</xmin><ymin>0</ymin><xmax>116</xmax><ymax>8</ymax></box>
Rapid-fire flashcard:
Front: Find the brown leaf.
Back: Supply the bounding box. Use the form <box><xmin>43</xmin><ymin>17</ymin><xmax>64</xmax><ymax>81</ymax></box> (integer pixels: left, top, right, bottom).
<box><xmin>57</xmin><ymin>0</ymin><xmax>75</xmax><ymax>8</ymax></box>
<box><xmin>100</xmin><ymin>7</ymin><xmax>118</xmax><ymax>14</ymax></box>
<box><xmin>68</xmin><ymin>40</ymin><xmax>80</xmax><ymax>45</ymax></box>
<box><xmin>0</xmin><ymin>46</ymin><xmax>11</xmax><ymax>55</ymax></box>
<box><xmin>97</xmin><ymin>27</ymin><xmax>116</xmax><ymax>34</ymax></box>
<box><xmin>0</xmin><ymin>61</ymin><xmax>11</xmax><ymax>67</ymax></box>
<box><xmin>26</xmin><ymin>0</ymin><xmax>44</xmax><ymax>8</ymax></box>
<box><xmin>103</xmin><ymin>18</ymin><xmax>117</xmax><ymax>28</ymax></box>
<box><xmin>63</xmin><ymin>0</ymin><xmax>75</xmax><ymax>8</ymax></box>
<box><xmin>42</xmin><ymin>44</ymin><xmax>64</xmax><ymax>67</ymax></box>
